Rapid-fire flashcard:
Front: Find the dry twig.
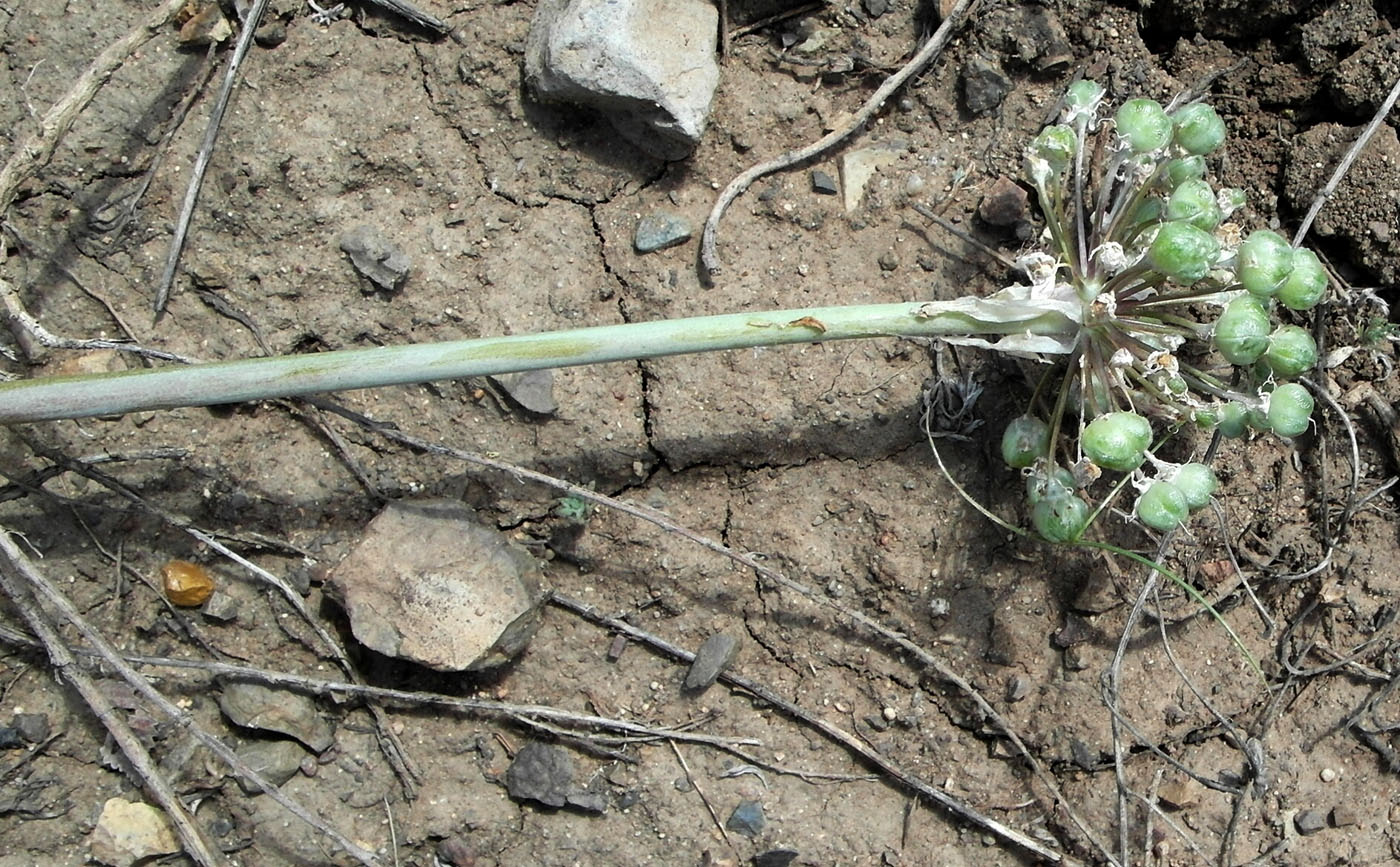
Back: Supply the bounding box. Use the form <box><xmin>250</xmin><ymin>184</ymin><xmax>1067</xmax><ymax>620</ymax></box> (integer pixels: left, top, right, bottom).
<box><xmin>0</xmin><ymin>0</ymin><xmax>188</xmax><ymax>216</ymax></box>
<box><xmin>0</xmin><ymin>548</ymin><xmax>224</xmax><ymax>867</ymax></box>
<box><xmin>700</xmin><ymin>0</ymin><xmax>977</xmax><ymax>275</ymax></box>
<box><xmin>0</xmin><ymin>527</ymin><xmax>384</xmax><ymax>867</ymax></box>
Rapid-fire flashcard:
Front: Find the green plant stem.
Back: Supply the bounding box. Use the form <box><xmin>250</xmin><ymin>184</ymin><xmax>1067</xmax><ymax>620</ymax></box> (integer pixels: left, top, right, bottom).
<box><xmin>0</xmin><ymin>300</ymin><xmax>1078</xmax><ymax>424</ymax></box>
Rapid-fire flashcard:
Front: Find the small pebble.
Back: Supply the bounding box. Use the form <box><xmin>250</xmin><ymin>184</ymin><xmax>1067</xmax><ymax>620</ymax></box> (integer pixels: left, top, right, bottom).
<box><xmin>1319</xmin><ymin>767</ymin><xmax>1337</xmax><ymax>783</ymax></box>
<box><xmin>634</xmin><ymin>212</ymin><xmax>692</xmax><ymax>253</ymax></box>
<box><xmin>753</xmin><ymin>849</ymin><xmax>799</xmax><ymax>867</ymax></box>
<box><xmin>811</xmin><ymin>170</ymin><xmax>838</xmax><ymax>195</ymax></box>
<box><xmin>877</xmin><ymin>251</ymin><xmax>899</xmax><ymax>271</ymax></box>
<box><xmin>12</xmin><ymin>713</ymin><xmax>49</xmax><ymax>743</ymax></box>
<box><xmin>1329</xmin><ymin>805</ymin><xmax>1356</xmax><ymax>827</ymax></box>
<box><xmin>1006</xmin><ymin>675</ymin><xmax>1031</xmax><ymax>703</ymax></box>
<box><xmin>1294</xmin><ymin>809</ymin><xmax>1327</xmax><ymax>836</ymax></box>
<box><xmin>863</xmin><ymin>0</ymin><xmax>888</xmax><ymax>17</ymax></box>
<box><xmin>683</xmin><ymin>633</ymin><xmax>739</xmax><ymax>692</ymax></box>
<box><xmin>882</xmin><ymin>706</ymin><xmax>897</xmax><ymax>721</ymax></box>
<box><xmin>725</xmin><ymin>800</ymin><xmax>765</xmax><ymax>838</ymax></box>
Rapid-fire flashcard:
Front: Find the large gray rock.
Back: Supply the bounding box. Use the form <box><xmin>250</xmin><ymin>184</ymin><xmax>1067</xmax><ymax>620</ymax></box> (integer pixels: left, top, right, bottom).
<box><xmin>525</xmin><ymin>0</ymin><xmax>719</xmax><ymax>160</ymax></box>
<box><xmin>327</xmin><ymin>500</ymin><xmax>545</xmax><ymax>671</ymax></box>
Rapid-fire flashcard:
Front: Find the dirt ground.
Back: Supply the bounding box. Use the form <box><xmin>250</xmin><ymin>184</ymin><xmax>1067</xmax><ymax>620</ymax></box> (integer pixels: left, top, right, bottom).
<box><xmin>1</xmin><ymin>0</ymin><xmax>1399</xmax><ymax>865</ymax></box>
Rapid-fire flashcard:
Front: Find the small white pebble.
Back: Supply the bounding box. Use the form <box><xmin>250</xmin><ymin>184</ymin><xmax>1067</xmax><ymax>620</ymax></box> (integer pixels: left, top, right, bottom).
<box><xmin>1320</xmin><ymin>767</ymin><xmax>1338</xmax><ymax>783</ymax></box>
<box><xmin>882</xmin><ymin>707</ymin><xmax>897</xmax><ymax>721</ymax></box>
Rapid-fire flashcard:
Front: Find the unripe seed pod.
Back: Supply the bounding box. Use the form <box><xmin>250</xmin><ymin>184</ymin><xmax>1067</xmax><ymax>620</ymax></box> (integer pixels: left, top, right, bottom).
<box><xmin>1162</xmin><ymin>155</ymin><xmax>1206</xmax><ymax>188</ymax></box>
<box><xmin>1236</xmin><ymin>229</ymin><xmax>1293</xmax><ymax>298</ymax></box>
<box><xmin>1165</xmin><ymin>179</ymin><xmax>1223</xmax><ymax>231</ymax></box>
<box><xmin>1002</xmin><ymin>416</ymin><xmax>1050</xmax><ymax>469</ymax></box>
<box><xmin>1148</xmin><ymin>221</ymin><xmax>1220</xmax><ymax>284</ymax></box>
<box><xmin>1135</xmin><ymin>480</ymin><xmax>1189</xmax><ymax>532</ymax></box>
<box><xmin>1027</xmin><ymin>125</ymin><xmax>1077</xmax><ymax>176</ymax></box>
<box><xmin>1278</xmin><ymin>248</ymin><xmax>1327</xmax><ymax>310</ymax></box>
<box><xmin>1171</xmin><ymin>103</ymin><xmax>1226</xmax><ymax>155</ymax></box>
<box><xmin>1171</xmin><ymin>463</ymin><xmax>1218</xmax><ymax>511</ymax></box>
<box><xmin>1214</xmin><ymin>295</ymin><xmax>1271</xmax><ymax>365</ymax></box>
<box><xmin>1082</xmin><ymin>411</ymin><xmax>1153</xmax><ymax>472</ymax></box>
<box><xmin>1032</xmin><ymin>493</ymin><xmax>1089</xmax><ymax>543</ymax></box>
<box><xmin>1266</xmin><ymin>382</ymin><xmax>1314</xmax><ymax>438</ymax></box>
<box><xmin>1116</xmin><ymin>98</ymin><xmax>1172</xmax><ymax>153</ymax></box>
<box><xmin>1263</xmin><ymin>324</ymin><xmax>1318</xmax><ymax>378</ymax></box>
<box><xmin>1214</xmin><ymin>402</ymin><xmax>1249</xmax><ymax>438</ymax></box>
<box><xmin>1064</xmin><ymin>79</ymin><xmax>1105</xmax><ymax>117</ymax></box>
<box><xmin>1026</xmin><ymin>465</ymin><xmax>1077</xmax><ymax>505</ymax></box>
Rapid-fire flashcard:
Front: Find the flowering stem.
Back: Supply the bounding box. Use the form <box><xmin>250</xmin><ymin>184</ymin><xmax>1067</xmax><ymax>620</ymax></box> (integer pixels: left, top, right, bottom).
<box><xmin>0</xmin><ymin>299</ymin><xmax>1079</xmax><ymax>424</ymax></box>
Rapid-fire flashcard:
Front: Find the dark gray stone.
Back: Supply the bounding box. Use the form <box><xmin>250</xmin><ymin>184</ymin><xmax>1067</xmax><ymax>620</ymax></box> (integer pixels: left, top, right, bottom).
<box><xmin>12</xmin><ymin>713</ymin><xmax>49</xmax><ymax>743</ymax></box>
<box><xmin>505</xmin><ymin>742</ymin><xmax>574</xmax><ymax>808</ymax></box>
<box><xmin>339</xmin><ymin>225</ymin><xmax>411</xmax><ymax>293</ymax></box>
<box><xmin>960</xmin><ymin>58</ymin><xmax>1010</xmax><ymax>117</ymax></box>
<box><xmin>862</xmin><ymin>0</ymin><xmax>888</xmax><ymax>16</ymax></box>
<box><xmin>811</xmin><ymin>170</ymin><xmax>838</xmax><ymax>195</ymax></box>
<box><xmin>977</xmin><ymin>175</ymin><xmax>1029</xmax><ymax>227</ymax></box>
<box><xmin>1295</xmin><ymin>808</ymin><xmax>1327</xmax><ymax>835</ymax></box>
<box><xmin>634</xmin><ymin>212</ymin><xmax>693</xmax><ymax>253</ymax></box>
<box><xmin>725</xmin><ymin>799</ymin><xmax>765</xmax><ymax>838</ymax></box>
<box><xmin>490</xmin><ymin>369</ymin><xmax>559</xmax><ymax>416</ymax></box>
<box><xmin>753</xmin><ymin>849</ymin><xmax>798</xmax><ymax>867</ymax></box>
<box><xmin>201</xmin><ymin>590</ymin><xmax>240</xmax><ymax>622</ymax></box>
<box><xmin>219</xmin><ymin>682</ymin><xmax>334</xmax><ymax>753</ymax></box>
<box><xmin>233</xmin><ymin>739</ymin><xmax>307</xmax><ymax>795</ymax></box>
<box><xmin>684</xmin><ymin>633</ymin><xmax>739</xmax><ymax>691</ymax></box>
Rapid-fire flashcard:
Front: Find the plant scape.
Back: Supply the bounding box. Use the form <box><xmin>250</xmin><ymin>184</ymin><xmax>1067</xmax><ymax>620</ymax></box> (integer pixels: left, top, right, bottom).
<box><xmin>0</xmin><ymin>83</ymin><xmax>1324</xmax><ymax>548</ymax></box>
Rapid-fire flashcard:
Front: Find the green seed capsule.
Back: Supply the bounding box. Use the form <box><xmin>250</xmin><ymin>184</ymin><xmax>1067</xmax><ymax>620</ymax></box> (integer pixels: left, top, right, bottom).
<box><xmin>1162</xmin><ymin>155</ymin><xmax>1206</xmax><ymax>188</ymax></box>
<box><xmin>1215</xmin><ymin>402</ymin><xmax>1249</xmax><ymax>438</ymax></box>
<box><xmin>1266</xmin><ymin>382</ymin><xmax>1314</xmax><ymax>437</ymax></box>
<box><xmin>1263</xmin><ymin>324</ymin><xmax>1318</xmax><ymax>378</ymax></box>
<box><xmin>1165</xmin><ymin>179</ymin><xmax>1223</xmax><ymax>231</ymax></box>
<box><xmin>1065</xmin><ymin>79</ymin><xmax>1105</xmax><ymax>117</ymax></box>
<box><xmin>1116</xmin><ymin>98</ymin><xmax>1173</xmax><ymax>153</ymax></box>
<box><xmin>1027</xmin><ymin>124</ymin><xmax>1078</xmax><ymax>176</ymax></box>
<box><xmin>1172</xmin><ymin>462</ymin><xmax>1218</xmax><ymax>510</ymax></box>
<box><xmin>1136</xmin><ymin>480</ymin><xmax>1189</xmax><ymax>531</ymax></box>
<box><xmin>1278</xmin><ymin>247</ymin><xmax>1327</xmax><ymax>310</ymax></box>
<box><xmin>1171</xmin><ymin>103</ymin><xmax>1227</xmax><ymax>155</ymax></box>
<box><xmin>1025</xmin><ymin>465</ymin><xmax>1077</xmax><ymax>505</ymax></box>
<box><xmin>1236</xmin><ymin>229</ymin><xmax>1293</xmax><ymax>298</ymax></box>
<box><xmin>1082</xmin><ymin>411</ymin><xmax>1153</xmax><ymax>472</ymax></box>
<box><xmin>1214</xmin><ymin>295</ymin><xmax>1271</xmax><ymax>365</ymax></box>
<box><xmin>1148</xmin><ymin>221</ymin><xmax>1220</xmax><ymax>284</ymax></box>
<box><xmin>1002</xmin><ymin>416</ymin><xmax>1051</xmax><ymax>469</ymax></box>
<box><xmin>1032</xmin><ymin>493</ymin><xmax>1089</xmax><ymax>543</ymax></box>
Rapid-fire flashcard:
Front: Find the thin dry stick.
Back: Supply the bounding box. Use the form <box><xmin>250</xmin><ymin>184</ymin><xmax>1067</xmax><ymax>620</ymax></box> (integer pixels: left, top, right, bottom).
<box><xmin>668</xmin><ymin>739</ymin><xmax>735</xmax><ymax>849</ymax></box>
<box><xmin>1</xmin><ymin>278</ymin><xmax>196</xmax><ymax>364</ymax></box>
<box><xmin>311</xmin><ymin>402</ymin><xmax>1111</xmax><ymax>863</ymax></box>
<box><xmin>0</xmin><ymin>528</ymin><xmax>384</xmax><ymax>867</ymax></box>
<box><xmin>1292</xmin><ymin>73</ymin><xmax>1400</xmax><ymax>247</ymax></box>
<box><xmin>0</xmin><ymin>561</ymin><xmax>224</xmax><ymax>867</ymax></box>
<box><xmin>699</xmin><ymin>0</ymin><xmax>977</xmax><ymax>275</ymax></box>
<box><xmin>12</xmin><ymin>439</ymin><xmax>421</xmax><ymax>795</ymax></box>
<box><xmin>0</xmin><ymin>626</ymin><xmax>763</xmax><ymax>750</ymax></box>
<box><xmin>155</xmin><ymin>0</ymin><xmax>271</xmax><ymax>315</ymax></box>
<box><xmin>550</xmin><ymin>593</ymin><xmax>1072</xmax><ymax>865</ymax></box>
<box><xmin>0</xmin><ymin>0</ymin><xmax>188</xmax><ymax>215</ymax></box>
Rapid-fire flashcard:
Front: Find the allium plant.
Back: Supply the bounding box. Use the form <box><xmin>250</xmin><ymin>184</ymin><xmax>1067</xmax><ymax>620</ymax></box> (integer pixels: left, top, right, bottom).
<box><xmin>0</xmin><ymin>82</ymin><xmax>1327</xmax><ymax>550</ymax></box>
<box><xmin>995</xmin><ymin>80</ymin><xmax>1323</xmax><ymax>541</ymax></box>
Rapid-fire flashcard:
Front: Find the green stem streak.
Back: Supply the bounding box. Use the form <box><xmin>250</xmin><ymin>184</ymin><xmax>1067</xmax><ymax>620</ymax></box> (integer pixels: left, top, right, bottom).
<box><xmin>0</xmin><ymin>301</ymin><xmax>1078</xmax><ymax>424</ymax></box>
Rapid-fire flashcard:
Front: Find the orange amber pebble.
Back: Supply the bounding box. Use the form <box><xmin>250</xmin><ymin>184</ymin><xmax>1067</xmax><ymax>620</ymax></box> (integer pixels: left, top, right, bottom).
<box><xmin>161</xmin><ymin>560</ymin><xmax>214</xmax><ymax>607</ymax></box>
